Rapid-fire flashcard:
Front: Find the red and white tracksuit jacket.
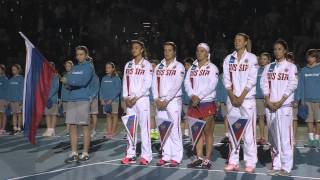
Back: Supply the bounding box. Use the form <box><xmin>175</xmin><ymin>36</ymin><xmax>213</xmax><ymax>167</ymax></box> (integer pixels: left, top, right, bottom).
<box><xmin>261</xmin><ymin>59</ymin><xmax>298</xmax><ymax>172</ymax></box>
<box><xmin>184</xmin><ymin>60</ymin><xmax>219</xmax><ymax>103</ymax></box>
<box><xmin>122</xmin><ymin>58</ymin><xmax>153</xmax><ymax>162</ymax></box>
<box><xmin>152</xmin><ymin>58</ymin><xmax>185</xmax><ymax>162</ymax></box>
<box><xmin>223</xmin><ymin>50</ymin><xmax>258</xmax><ymax>167</ymax></box>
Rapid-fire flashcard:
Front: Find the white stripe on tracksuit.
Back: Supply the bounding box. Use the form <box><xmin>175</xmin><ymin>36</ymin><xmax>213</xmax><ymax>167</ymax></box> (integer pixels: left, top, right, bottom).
<box><xmin>122</xmin><ymin>58</ymin><xmax>153</xmax><ymax>162</ymax></box>
<box><xmin>152</xmin><ymin>58</ymin><xmax>185</xmax><ymax>162</ymax></box>
<box><xmin>261</xmin><ymin>59</ymin><xmax>298</xmax><ymax>172</ymax></box>
<box><xmin>223</xmin><ymin>50</ymin><xmax>258</xmax><ymax>167</ymax></box>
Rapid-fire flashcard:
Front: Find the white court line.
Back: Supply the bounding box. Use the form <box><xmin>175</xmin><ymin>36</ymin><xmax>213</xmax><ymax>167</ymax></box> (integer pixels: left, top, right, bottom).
<box><xmin>7</xmin><ymin>158</ymin><xmax>123</xmax><ymax>180</ymax></box>
<box><xmin>101</xmin><ymin>162</ymin><xmax>320</xmax><ymax>180</ymax></box>
<box><xmin>7</xmin><ymin>152</ymin><xmax>160</xmax><ymax>180</ymax></box>
<box><xmin>8</xmin><ymin>155</ymin><xmax>320</xmax><ymax>180</ymax></box>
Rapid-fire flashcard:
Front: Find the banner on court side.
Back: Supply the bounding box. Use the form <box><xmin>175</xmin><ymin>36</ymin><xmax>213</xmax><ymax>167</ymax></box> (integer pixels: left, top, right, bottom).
<box><xmin>156</xmin><ymin>117</ymin><xmax>173</xmax><ymax>150</ymax></box>
<box><xmin>228</xmin><ymin>116</ymin><xmax>249</xmax><ymax>150</ymax></box>
<box><xmin>121</xmin><ymin>114</ymin><xmax>138</xmax><ymax>144</ymax></box>
<box><xmin>187</xmin><ymin>116</ymin><xmax>206</xmax><ymax>150</ymax></box>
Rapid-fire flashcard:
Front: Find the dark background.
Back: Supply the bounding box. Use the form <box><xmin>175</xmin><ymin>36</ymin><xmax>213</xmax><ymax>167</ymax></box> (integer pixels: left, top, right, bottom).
<box><xmin>0</xmin><ymin>0</ymin><xmax>320</xmax><ymax>77</ymax></box>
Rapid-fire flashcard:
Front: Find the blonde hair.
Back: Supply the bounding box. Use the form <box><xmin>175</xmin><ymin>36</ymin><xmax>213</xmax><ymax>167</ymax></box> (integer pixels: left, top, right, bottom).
<box><xmin>236</xmin><ymin>33</ymin><xmax>251</xmax><ymax>52</ymax></box>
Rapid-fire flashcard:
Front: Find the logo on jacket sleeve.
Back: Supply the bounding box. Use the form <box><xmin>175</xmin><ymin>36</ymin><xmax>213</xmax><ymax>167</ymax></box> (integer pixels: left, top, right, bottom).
<box><xmin>268</xmin><ymin>63</ymin><xmax>276</xmax><ymax>72</ymax></box>
<box><xmin>229</xmin><ymin>56</ymin><xmax>235</xmax><ymax>64</ymax></box>
<box><xmin>128</xmin><ymin>62</ymin><xmax>133</xmax><ymax>68</ymax></box>
<box><xmin>191</xmin><ymin>65</ymin><xmax>197</xmax><ymax>70</ymax></box>
<box><xmin>159</xmin><ymin>63</ymin><xmax>164</xmax><ymax>69</ymax></box>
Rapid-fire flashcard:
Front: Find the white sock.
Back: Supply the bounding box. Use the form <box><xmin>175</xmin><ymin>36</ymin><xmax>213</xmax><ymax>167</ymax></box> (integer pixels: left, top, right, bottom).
<box><xmin>13</xmin><ymin>127</ymin><xmax>18</xmax><ymax>131</ymax></box>
<box><xmin>184</xmin><ymin>129</ymin><xmax>189</xmax><ymax>136</ymax></box>
<box><xmin>17</xmin><ymin>127</ymin><xmax>21</xmax><ymax>131</ymax></box>
<box><xmin>82</xmin><ymin>152</ymin><xmax>89</xmax><ymax>156</ymax></box>
<box><xmin>71</xmin><ymin>152</ymin><xmax>78</xmax><ymax>156</ymax></box>
<box><xmin>309</xmin><ymin>133</ymin><xmax>314</xmax><ymax>140</ymax></box>
<box><xmin>315</xmin><ymin>134</ymin><xmax>320</xmax><ymax>140</ymax></box>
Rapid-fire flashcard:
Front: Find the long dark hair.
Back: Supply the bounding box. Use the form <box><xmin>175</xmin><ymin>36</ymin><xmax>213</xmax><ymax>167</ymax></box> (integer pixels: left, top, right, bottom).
<box><xmin>274</xmin><ymin>39</ymin><xmax>289</xmax><ymax>57</ymax></box>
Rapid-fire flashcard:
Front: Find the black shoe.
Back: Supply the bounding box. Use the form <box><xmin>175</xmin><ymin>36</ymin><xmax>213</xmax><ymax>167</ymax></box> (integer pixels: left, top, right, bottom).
<box><xmin>221</xmin><ymin>136</ymin><xmax>229</xmax><ymax>143</ymax></box>
<box><xmin>14</xmin><ymin>130</ymin><xmax>22</xmax><ymax>136</ymax></box>
<box><xmin>10</xmin><ymin>130</ymin><xmax>17</xmax><ymax>135</ymax></box>
<box><xmin>187</xmin><ymin>158</ymin><xmax>203</xmax><ymax>168</ymax></box>
<box><xmin>78</xmin><ymin>154</ymin><xmax>90</xmax><ymax>162</ymax></box>
<box><xmin>183</xmin><ymin>135</ymin><xmax>189</xmax><ymax>140</ymax></box>
<box><xmin>201</xmin><ymin>159</ymin><xmax>212</xmax><ymax>169</ymax></box>
<box><xmin>65</xmin><ymin>154</ymin><xmax>79</xmax><ymax>163</ymax></box>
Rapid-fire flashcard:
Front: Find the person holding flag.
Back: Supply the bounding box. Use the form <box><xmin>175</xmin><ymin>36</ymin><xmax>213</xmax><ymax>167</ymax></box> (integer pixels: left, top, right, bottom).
<box><xmin>185</xmin><ymin>43</ymin><xmax>219</xmax><ymax>169</ymax></box>
<box><xmin>261</xmin><ymin>39</ymin><xmax>298</xmax><ymax>176</ymax></box>
<box><xmin>121</xmin><ymin>40</ymin><xmax>153</xmax><ymax>165</ymax></box>
<box><xmin>42</xmin><ymin>62</ymin><xmax>60</xmax><ymax>137</ymax></box>
<box><xmin>99</xmin><ymin>62</ymin><xmax>122</xmax><ymax>139</ymax></box>
<box><xmin>0</xmin><ymin>64</ymin><xmax>8</xmax><ymax>135</ymax></box>
<box><xmin>223</xmin><ymin>33</ymin><xmax>258</xmax><ymax>173</ymax></box>
<box><xmin>61</xmin><ymin>46</ymin><xmax>94</xmax><ymax>163</ymax></box>
<box><xmin>152</xmin><ymin>42</ymin><xmax>185</xmax><ymax>167</ymax></box>
<box><xmin>8</xmin><ymin>64</ymin><xmax>24</xmax><ymax>136</ymax></box>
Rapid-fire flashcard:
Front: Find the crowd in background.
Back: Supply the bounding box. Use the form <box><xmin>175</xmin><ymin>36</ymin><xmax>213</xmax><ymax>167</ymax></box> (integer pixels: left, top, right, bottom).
<box><xmin>1</xmin><ymin>0</ymin><xmax>320</xmax><ymax>77</ymax></box>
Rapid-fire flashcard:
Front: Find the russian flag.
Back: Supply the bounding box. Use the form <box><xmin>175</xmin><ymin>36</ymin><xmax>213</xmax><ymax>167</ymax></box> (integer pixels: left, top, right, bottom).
<box><xmin>20</xmin><ymin>32</ymin><xmax>55</xmax><ymax>144</ymax></box>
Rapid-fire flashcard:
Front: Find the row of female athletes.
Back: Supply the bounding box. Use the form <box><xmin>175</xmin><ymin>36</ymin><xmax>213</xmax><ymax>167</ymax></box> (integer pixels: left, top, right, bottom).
<box><xmin>0</xmin><ymin>32</ymin><xmax>319</xmax><ymax>176</ymax></box>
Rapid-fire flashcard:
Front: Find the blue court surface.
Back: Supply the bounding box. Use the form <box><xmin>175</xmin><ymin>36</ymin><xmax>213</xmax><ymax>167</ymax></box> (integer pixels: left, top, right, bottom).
<box><xmin>0</xmin><ymin>124</ymin><xmax>319</xmax><ymax>180</ymax></box>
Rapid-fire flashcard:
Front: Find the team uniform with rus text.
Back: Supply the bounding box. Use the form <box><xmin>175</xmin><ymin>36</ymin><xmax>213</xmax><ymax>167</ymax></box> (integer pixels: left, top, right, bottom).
<box><xmin>261</xmin><ymin>60</ymin><xmax>298</xmax><ymax>173</ymax></box>
<box><xmin>223</xmin><ymin>50</ymin><xmax>258</xmax><ymax>168</ymax></box>
<box><xmin>122</xmin><ymin>58</ymin><xmax>153</xmax><ymax>162</ymax></box>
<box><xmin>152</xmin><ymin>58</ymin><xmax>185</xmax><ymax>163</ymax></box>
<box><xmin>184</xmin><ymin>60</ymin><xmax>219</xmax><ymax>119</ymax></box>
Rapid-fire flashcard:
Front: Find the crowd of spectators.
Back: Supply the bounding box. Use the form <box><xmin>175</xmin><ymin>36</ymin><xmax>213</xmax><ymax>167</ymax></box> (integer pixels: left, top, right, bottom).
<box><xmin>0</xmin><ymin>0</ymin><xmax>319</xmax><ymax>76</ymax></box>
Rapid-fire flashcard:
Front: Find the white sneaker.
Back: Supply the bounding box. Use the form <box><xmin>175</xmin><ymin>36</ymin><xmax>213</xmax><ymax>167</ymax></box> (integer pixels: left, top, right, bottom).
<box><xmin>42</xmin><ymin>129</ymin><xmax>50</xmax><ymax>137</ymax></box>
<box><xmin>48</xmin><ymin>129</ymin><xmax>55</xmax><ymax>137</ymax></box>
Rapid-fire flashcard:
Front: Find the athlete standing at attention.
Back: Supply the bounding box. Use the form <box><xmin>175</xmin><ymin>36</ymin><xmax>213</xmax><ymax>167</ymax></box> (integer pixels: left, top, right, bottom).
<box><xmin>223</xmin><ymin>33</ymin><xmax>258</xmax><ymax>173</ymax></box>
<box><xmin>153</xmin><ymin>42</ymin><xmax>185</xmax><ymax>167</ymax></box>
<box><xmin>261</xmin><ymin>39</ymin><xmax>298</xmax><ymax>176</ymax></box>
<box><xmin>121</xmin><ymin>40</ymin><xmax>153</xmax><ymax>165</ymax></box>
<box><xmin>185</xmin><ymin>43</ymin><xmax>219</xmax><ymax>169</ymax></box>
